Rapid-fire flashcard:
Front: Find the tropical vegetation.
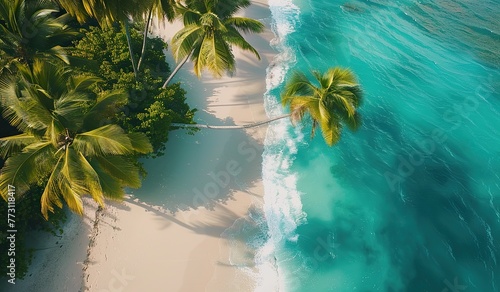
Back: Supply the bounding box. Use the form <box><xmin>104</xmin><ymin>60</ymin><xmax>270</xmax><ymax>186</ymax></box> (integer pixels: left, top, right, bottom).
<box><xmin>0</xmin><ymin>60</ymin><xmax>153</xmax><ymax>218</ymax></box>
<box><xmin>70</xmin><ymin>25</ymin><xmax>196</xmax><ymax>156</ymax></box>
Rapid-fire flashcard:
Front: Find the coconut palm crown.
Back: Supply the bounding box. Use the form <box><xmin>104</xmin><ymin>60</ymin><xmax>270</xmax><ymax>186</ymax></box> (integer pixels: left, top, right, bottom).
<box><xmin>169</xmin><ymin>0</ymin><xmax>264</xmax><ymax>80</ymax></box>
<box><xmin>281</xmin><ymin>67</ymin><xmax>363</xmax><ymax>146</ymax></box>
<box><xmin>0</xmin><ymin>60</ymin><xmax>152</xmax><ymax>218</ymax></box>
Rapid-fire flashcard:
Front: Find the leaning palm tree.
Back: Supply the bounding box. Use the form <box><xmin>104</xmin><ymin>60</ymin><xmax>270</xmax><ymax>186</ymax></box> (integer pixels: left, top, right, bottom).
<box><xmin>0</xmin><ymin>0</ymin><xmax>77</xmax><ymax>71</ymax></box>
<box><xmin>172</xmin><ymin>67</ymin><xmax>363</xmax><ymax>146</ymax></box>
<box><xmin>163</xmin><ymin>0</ymin><xmax>264</xmax><ymax>87</ymax></box>
<box><xmin>282</xmin><ymin>67</ymin><xmax>363</xmax><ymax>146</ymax></box>
<box><xmin>0</xmin><ymin>60</ymin><xmax>152</xmax><ymax>218</ymax></box>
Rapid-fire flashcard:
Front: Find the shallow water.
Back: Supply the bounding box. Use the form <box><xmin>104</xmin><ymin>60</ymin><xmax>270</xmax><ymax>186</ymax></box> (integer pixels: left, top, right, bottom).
<box><xmin>254</xmin><ymin>0</ymin><xmax>500</xmax><ymax>291</ymax></box>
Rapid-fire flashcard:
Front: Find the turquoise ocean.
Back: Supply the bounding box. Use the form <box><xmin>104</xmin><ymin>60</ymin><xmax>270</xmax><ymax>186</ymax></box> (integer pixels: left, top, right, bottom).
<box><xmin>249</xmin><ymin>0</ymin><xmax>500</xmax><ymax>291</ymax></box>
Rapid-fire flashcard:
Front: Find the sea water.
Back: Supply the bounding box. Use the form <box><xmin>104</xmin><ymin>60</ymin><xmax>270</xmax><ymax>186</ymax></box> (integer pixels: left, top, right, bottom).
<box><xmin>254</xmin><ymin>0</ymin><xmax>500</xmax><ymax>291</ymax></box>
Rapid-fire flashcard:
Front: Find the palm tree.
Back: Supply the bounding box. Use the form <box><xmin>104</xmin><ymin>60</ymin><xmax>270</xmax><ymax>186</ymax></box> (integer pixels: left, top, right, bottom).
<box><xmin>282</xmin><ymin>67</ymin><xmax>363</xmax><ymax>146</ymax></box>
<box><xmin>0</xmin><ymin>60</ymin><xmax>153</xmax><ymax>218</ymax></box>
<box><xmin>0</xmin><ymin>0</ymin><xmax>77</xmax><ymax>71</ymax></box>
<box><xmin>172</xmin><ymin>67</ymin><xmax>363</xmax><ymax>146</ymax></box>
<box><xmin>163</xmin><ymin>0</ymin><xmax>264</xmax><ymax>88</ymax></box>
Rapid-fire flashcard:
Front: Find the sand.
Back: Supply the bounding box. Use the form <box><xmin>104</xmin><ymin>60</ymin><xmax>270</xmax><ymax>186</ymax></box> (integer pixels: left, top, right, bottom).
<box><xmin>3</xmin><ymin>1</ymin><xmax>277</xmax><ymax>291</ymax></box>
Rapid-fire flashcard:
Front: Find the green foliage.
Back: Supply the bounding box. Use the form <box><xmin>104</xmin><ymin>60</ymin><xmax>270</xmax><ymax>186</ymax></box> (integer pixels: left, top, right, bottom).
<box><xmin>72</xmin><ymin>25</ymin><xmax>196</xmax><ymax>156</ymax></box>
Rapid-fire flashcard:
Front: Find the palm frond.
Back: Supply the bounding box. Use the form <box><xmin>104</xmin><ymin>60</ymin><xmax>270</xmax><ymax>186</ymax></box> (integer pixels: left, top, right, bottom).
<box><xmin>95</xmin><ymin>156</ymin><xmax>142</xmax><ymax>188</ymax></box>
<box><xmin>58</xmin><ymin>147</ymin><xmax>90</xmax><ymax>213</ymax></box>
<box><xmin>196</xmin><ymin>31</ymin><xmax>234</xmax><ymax>77</ymax></box>
<box><xmin>0</xmin><ymin>134</ymin><xmax>36</xmax><ymax>159</ymax></box>
<box><xmin>21</xmin><ymin>94</ymin><xmax>54</xmax><ymax>131</ymax></box>
<box><xmin>72</xmin><ymin>124</ymin><xmax>135</xmax><ymax>156</ymax></box>
<box><xmin>89</xmin><ymin>159</ymin><xmax>125</xmax><ymax>200</ymax></box>
<box><xmin>69</xmin><ymin>75</ymin><xmax>101</xmax><ymax>93</ymax></box>
<box><xmin>171</xmin><ymin>24</ymin><xmax>203</xmax><ymax>61</ymax></box>
<box><xmin>155</xmin><ymin>0</ymin><xmax>176</xmax><ymax>21</ymax></box>
<box><xmin>40</xmin><ymin>154</ymin><xmax>64</xmax><ymax>219</ymax></box>
<box><xmin>224</xmin><ymin>26</ymin><xmax>260</xmax><ymax>60</ymax></box>
<box><xmin>30</xmin><ymin>59</ymin><xmax>70</xmax><ymax>100</ymax></box>
<box><xmin>214</xmin><ymin>0</ymin><xmax>251</xmax><ymax>18</ymax></box>
<box><xmin>319</xmin><ymin>114</ymin><xmax>342</xmax><ymax>146</ymax></box>
<box><xmin>57</xmin><ymin>174</ymin><xmax>84</xmax><ymax>215</ymax></box>
<box><xmin>0</xmin><ymin>141</ymin><xmax>56</xmax><ymax>198</ymax></box>
<box><xmin>288</xmin><ymin>95</ymin><xmax>321</xmax><ymax>123</ymax></box>
<box><xmin>225</xmin><ymin>17</ymin><xmax>264</xmax><ymax>34</ymax></box>
<box><xmin>342</xmin><ymin>111</ymin><xmax>362</xmax><ymax>132</ymax></box>
<box><xmin>53</xmin><ymin>92</ymin><xmax>91</xmax><ymax>130</ymax></box>
<box><xmin>327</xmin><ymin>67</ymin><xmax>357</xmax><ymax>85</ymax></box>
<box><xmin>336</xmin><ymin>84</ymin><xmax>363</xmax><ymax>108</ymax></box>
<box><xmin>282</xmin><ymin>71</ymin><xmax>316</xmax><ymax>105</ymax></box>
<box><xmin>76</xmin><ymin>153</ymin><xmax>104</xmax><ymax>206</ymax></box>
<box><xmin>127</xmin><ymin>132</ymin><xmax>153</xmax><ymax>154</ymax></box>
<box><xmin>331</xmin><ymin>93</ymin><xmax>357</xmax><ymax>118</ymax></box>
<box><xmin>312</xmin><ymin>70</ymin><xmax>330</xmax><ymax>90</ymax></box>
<box><xmin>180</xmin><ymin>9</ymin><xmax>200</xmax><ymax>25</ymax></box>
<box><xmin>83</xmin><ymin>90</ymin><xmax>128</xmax><ymax>130</ymax></box>
<box><xmin>0</xmin><ymin>78</ymin><xmax>29</xmax><ymax>131</ymax></box>
<box><xmin>53</xmin><ymin>0</ymin><xmax>89</xmax><ymax>23</ymax></box>
<box><xmin>46</xmin><ymin>119</ymin><xmax>65</xmax><ymax>148</ymax></box>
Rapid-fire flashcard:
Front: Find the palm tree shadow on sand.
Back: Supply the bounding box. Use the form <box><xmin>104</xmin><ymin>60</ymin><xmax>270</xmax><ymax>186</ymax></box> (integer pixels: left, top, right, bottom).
<box><xmin>130</xmin><ymin>115</ymin><xmax>265</xmax><ymax>214</ymax></box>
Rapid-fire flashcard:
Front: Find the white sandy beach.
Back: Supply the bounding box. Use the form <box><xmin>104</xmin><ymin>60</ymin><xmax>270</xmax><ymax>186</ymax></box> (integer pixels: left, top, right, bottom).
<box><xmin>4</xmin><ymin>1</ymin><xmax>277</xmax><ymax>291</ymax></box>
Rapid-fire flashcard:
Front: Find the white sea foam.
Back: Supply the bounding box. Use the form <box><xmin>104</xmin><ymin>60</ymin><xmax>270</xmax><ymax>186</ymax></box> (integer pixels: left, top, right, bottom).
<box><xmin>250</xmin><ymin>1</ymin><xmax>305</xmax><ymax>291</ymax></box>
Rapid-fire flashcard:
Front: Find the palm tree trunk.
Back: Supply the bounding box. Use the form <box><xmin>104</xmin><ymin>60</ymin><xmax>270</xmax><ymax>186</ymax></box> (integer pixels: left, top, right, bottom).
<box><xmin>137</xmin><ymin>7</ymin><xmax>153</xmax><ymax>72</ymax></box>
<box><xmin>162</xmin><ymin>50</ymin><xmax>193</xmax><ymax>89</ymax></box>
<box><xmin>124</xmin><ymin>20</ymin><xmax>138</xmax><ymax>79</ymax></box>
<box><xmin>171</xmin><ymin>114</ymin><xmax>291</xmax><ymax>129</ymax></box>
